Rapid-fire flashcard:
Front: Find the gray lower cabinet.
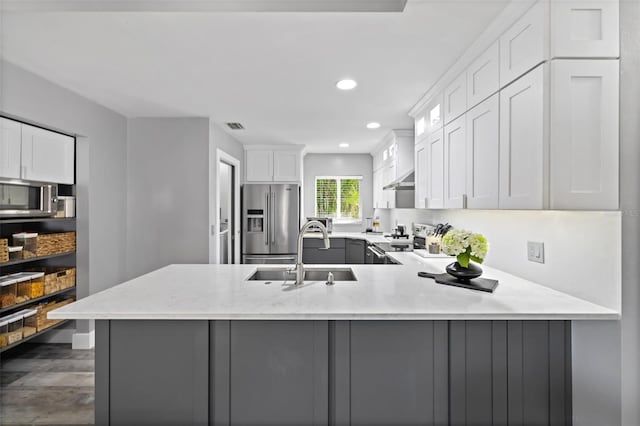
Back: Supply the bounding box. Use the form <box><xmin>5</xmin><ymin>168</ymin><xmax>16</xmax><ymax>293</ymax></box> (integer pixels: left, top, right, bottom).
<box><xmin>345</xmin><ymin>239</ymin><xmax>365</xmax><ymax>264</ymax></box>
<box><xmin>303</xmin><ymin>238</ymin><xmax>346</xmax><ymax>264</ymax></box>
<box><xmin>96</xmin><ymin>320</ymin><xmax>572</xmax><ymax>426</ymax></box>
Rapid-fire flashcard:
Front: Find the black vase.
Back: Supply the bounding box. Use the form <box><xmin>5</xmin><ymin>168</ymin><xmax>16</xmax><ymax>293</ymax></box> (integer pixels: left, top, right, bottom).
<box><xmin>446</xmin><ymin>261</ymin><xmax>483</xmax><ymax>282</ymax></box>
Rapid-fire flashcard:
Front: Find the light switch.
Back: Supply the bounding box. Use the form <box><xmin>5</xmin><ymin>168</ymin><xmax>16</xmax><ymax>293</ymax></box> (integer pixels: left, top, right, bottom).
<box><xmin>527</xmin><ymin>241</ymin><xmax>545</xmax><ymax>264</ymax></box>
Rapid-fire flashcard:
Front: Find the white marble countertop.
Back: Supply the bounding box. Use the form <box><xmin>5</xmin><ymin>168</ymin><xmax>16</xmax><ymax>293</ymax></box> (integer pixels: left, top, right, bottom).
<box><xmin>50</xmin><ymin>253</ymin><xmax>619</xmax><ymax>321</ymax></box>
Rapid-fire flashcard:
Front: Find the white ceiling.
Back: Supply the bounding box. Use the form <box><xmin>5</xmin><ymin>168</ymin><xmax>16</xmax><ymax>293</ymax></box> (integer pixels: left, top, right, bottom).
<box><xmin>0</xmin><ymin>0</ymin><xmax>509</xmax><ymax>153</ymax></box>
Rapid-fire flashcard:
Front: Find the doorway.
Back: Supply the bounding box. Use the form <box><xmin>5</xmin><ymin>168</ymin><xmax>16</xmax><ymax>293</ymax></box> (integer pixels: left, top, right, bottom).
<box><xmin>213</xmin><ymin>149</ymin><xmax>241</xmax><ymax>264</ymax></box>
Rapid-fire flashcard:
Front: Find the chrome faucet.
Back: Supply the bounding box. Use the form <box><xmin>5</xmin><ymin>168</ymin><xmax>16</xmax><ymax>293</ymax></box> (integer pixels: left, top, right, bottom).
<box><xmin>294</xmin><ymin>220</ymin><xmax>331</xmax><ymax>285</ymax></box>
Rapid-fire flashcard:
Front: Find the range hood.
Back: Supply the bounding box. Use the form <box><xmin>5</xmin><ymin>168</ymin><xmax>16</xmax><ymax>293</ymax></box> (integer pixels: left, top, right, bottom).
<box><xmin>383</xmin><ymin>169</ymin><xmax>415</xmax><ymax>191</ymax></box>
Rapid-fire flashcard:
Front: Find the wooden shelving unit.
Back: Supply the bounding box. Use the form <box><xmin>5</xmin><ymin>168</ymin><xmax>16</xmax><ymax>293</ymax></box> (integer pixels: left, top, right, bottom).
<box><xmin>1</xmin><ymin>216</ymin><xmax>77</xmax><ymax>352</ymax></box>
<box><xmin>0</xmin><ymin>320</ymin><xmax>71</xmax><ymax>353</ymax></box>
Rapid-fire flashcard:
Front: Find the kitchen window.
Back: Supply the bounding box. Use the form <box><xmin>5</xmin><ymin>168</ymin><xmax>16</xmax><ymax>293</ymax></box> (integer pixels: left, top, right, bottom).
<box><xmin>315</xmin><ymin>176</ymin><xmax>362</xmax><ymax>223</ymax></box>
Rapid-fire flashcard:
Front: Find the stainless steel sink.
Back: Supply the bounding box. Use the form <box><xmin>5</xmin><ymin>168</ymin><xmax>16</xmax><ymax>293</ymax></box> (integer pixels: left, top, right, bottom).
<box><xmin>246</xmin><ymin>267</ymin><xmax>357</xmax><ymax>282</ymax></box>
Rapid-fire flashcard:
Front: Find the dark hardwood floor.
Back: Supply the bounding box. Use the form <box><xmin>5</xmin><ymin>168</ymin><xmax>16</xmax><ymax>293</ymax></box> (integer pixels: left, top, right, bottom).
<box><xmin>0</xmin><ymin>343</ymin><xmax>94</xmax><ymax>425</ymax></box>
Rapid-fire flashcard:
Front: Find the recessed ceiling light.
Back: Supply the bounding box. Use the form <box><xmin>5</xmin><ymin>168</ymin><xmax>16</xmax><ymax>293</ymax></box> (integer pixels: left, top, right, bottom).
<box><xmin>366</xmin><ymin>122</ymin><xmax>381</xmax><ymax>129</ymax></box>
<box><xmin>336</xmin><ymin>79</ymin><xmax>358</xmax><ymax>90</ymax></box>
<box><xmin>339</xmin><ymin>143</ymin><xmax>350</xmax><ymax>148</ymax></box>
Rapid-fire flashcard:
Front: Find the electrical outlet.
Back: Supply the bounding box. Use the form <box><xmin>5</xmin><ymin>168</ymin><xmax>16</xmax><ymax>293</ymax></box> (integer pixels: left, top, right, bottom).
<box><xmin>527</xmin><ymin>241</ymin><xmax>545</xmax><ymax>264</ymax></box>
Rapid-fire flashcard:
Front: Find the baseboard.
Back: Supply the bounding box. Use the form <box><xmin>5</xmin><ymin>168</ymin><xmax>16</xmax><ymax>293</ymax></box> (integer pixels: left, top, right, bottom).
<box><xmin>71</xmin><ymin>330</ymin><xmax>95</xmax><ymax>349</ymax></box>
<box><xmin>32</xmin><ymin>327</ymin><xmax>75</xmax><ymax>344</ymax></box>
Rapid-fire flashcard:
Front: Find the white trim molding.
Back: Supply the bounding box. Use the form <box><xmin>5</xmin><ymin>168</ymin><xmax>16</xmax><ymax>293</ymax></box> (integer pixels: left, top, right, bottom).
<box><xmin>72</xmin><ymin>330</ymin><xmax>95</xmax><ymax>349</ymax></box>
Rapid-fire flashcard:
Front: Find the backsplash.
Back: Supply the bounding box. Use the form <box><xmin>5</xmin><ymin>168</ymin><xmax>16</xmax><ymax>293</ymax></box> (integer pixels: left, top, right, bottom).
<box><xmin>388</xmin><ymin>209</ymin><xmax>621</xmax><ymax>311</ymax></box>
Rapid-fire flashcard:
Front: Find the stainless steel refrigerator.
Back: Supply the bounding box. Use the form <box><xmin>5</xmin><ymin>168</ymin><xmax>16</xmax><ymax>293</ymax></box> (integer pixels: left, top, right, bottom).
<box><xmin>242</xmin><ymin>184</ymin><xmax>300</xmax><ymax>264</ymax></box>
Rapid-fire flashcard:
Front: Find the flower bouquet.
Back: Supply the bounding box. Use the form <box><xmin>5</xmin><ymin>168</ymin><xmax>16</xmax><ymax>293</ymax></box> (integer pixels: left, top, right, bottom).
<box><xmin>441</xmin><ymin>229</ymin><xmax>489</xmax><ymax>281</ymax></box>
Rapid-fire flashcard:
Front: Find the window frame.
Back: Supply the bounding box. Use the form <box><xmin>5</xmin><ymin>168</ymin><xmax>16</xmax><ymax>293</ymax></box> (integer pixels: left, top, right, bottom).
<box><xmin>314</xmin><ymin>175</ymin><xmax>363</xmax><ymax>224</ymax></box>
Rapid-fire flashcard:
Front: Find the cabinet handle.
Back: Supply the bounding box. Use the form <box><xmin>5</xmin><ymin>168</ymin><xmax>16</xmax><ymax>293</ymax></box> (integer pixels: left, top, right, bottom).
<box><xmin>271</xmin><ymin>192</ymin><xmax>276</xmax><ymax>244</ymax></box>
<box><xmin>387</xmin><ymin>201</ymin><xmax>390</xmax><ymax>209</ymax></box>
<box><xmin>424</xmin><ymin>197</ymin><xmax>429</xmax><ymax>209</ymax></box>
<box><xmin>462</xmin><ymin>194</ymin><xmax>468</xmax><ymax>209</ymax></box>
<box><xmin>265</xmin><ymin>193</ymin><xmax>269</xmax><ymax>246</ymax></box>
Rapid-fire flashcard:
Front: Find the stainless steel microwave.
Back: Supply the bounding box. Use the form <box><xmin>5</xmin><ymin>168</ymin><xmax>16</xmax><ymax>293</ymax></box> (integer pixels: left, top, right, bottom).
<box><xmin>305</xmin><ymin>217</ymin><xmax>333</xmax><ymax>233</ymax></box>
<box><xmin>0</xmin><ymin>179</ymin><xmax>58</xmax><ymax>218</ymax></box>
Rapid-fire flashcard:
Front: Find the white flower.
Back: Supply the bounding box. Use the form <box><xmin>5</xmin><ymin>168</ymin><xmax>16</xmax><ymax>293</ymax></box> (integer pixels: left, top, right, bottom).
<box><xmin>441</xmin><ymin>229</ymin><xmax>489</xmax><ymax>261</ymax></box>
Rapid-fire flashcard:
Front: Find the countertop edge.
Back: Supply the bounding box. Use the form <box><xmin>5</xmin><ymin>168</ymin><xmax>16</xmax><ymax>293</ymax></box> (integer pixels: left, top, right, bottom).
<box><xmin>48</xmin><ymin>312</ymin><xmax>621</xmax><ymax>321</ymax></box>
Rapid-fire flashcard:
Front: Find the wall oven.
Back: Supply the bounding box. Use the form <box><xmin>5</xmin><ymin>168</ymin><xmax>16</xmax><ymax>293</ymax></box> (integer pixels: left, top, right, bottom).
<box><xmin>0</xmin><ymin>179</ymin><xmax>58</xmax><ymax>218</ymax></box>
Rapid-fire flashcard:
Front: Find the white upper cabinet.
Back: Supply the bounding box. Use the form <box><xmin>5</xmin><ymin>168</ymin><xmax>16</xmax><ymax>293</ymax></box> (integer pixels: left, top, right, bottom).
<box><xmin>550</xmin><ymin>59</ymin><xmax>619</xmax><ymax>210</ymax></box>
<box><xmin>245</xmin><ymin>148</ymin><xmax>302</xmax><ymax>183</ymax></box>
<box><xmin>414</xmin><ymin>140</ymin><xmax>428</xmax><ymax>209</ymax></box>
<box><xmin>499</xmin><ymin>64</ymin><xmax>548</xmax><ymax>210</ymax></box>
<box><xmin>444</xmin><ymin>73</ymin><xmax>467</xmax><ymax>125</ymax></box>
<box><xmin>273</xmin><ymin>150</ymin><xmax>300</xmax><ymax>182</ymax></box>
<box><xmin>443</xmin><ymin>116</ymin><xmax>467</xmax><ymax>209</ymax></box>
<box><xmin>500</xmin><ymin>1</ymin><xmax>548</xmax><ymax>87</ymax></box>
<box><xmin>467</xmin><ymin>41</ymin><xmax>500</xmax><ymax>109</ymax></box>
<box><xmin>466</xmin><ymin>94</ymin><xmax>500</xmax><ymax>209</ymax></box>
<box><xmin>245</xmin><ymin>150</ymin><xmax>274</xmax><ymax>182</ymax></box>
<box><xmin>382</xmin><ymin>163</ymin><xmax>396</xmax><ymax>209</ymax></box>
<box><xmin>419</xmin><ymin>93</ymin><xmax>444</xmax><ymax>136</ymax></box>
<box><xmin>426</xmin><ymin>129</ymin><xmax>445</xmax><ymax>209</ymax></box>
<box><xmin>551</xmin><ymin>0</ymin><xmax>619</xmax><ymax>58</ymax></box>
<box><xmin>21</xmin><ymin>124</ymin><xmax>75</xmax><ymax>184</ymax></box>
<box><xmin>414</xmin><ymin>106</ymin><xmax>428</xmax><ymax>142</ymax></box>
<box><xmin>373</xmin><ymin>169</ymin><xmax>383</xmax><ymax>209</ymax></box>
<box><xmin>0</xmin><ymin>118</ymin><xmax>23</xmax><ymax>179</ymax></box>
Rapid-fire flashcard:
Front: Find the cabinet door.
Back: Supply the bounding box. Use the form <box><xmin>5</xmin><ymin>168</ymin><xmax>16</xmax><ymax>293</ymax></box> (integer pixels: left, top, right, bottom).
<box><xmin>415</xmin><ymin>140</ymin><xmax>429</xmax><ymax>209</ymax></box>
<box><xmin>444</xmin><ymin>72</ymin><xmax>467</xmax><ymax>124</ymax></box>
<box><xmin>21</xmin><ymin>124</ymin><xmax>75</xmax><ymax>184</ymax></box>
<box><xmin>500</xmin><ymin>1</ymin><xmax>548</xmax><ymax>87</ymax></box>
<box><xmin>372</xmin><ymin>169</ymin><xmax>381</xmax><ymax>209</ymax></box>
<box><xmin>245</xmin><ymin>150</ymin><xmax>274</xmax><ymax>182</ymax></box>
<box><xmin>467</xmin><ymin>40</ymin><xmax>500</xmax><ymax>109</ymax></box>
<box><xmin>342</xmin><ymin>321</ymin><xmax>449</xmax><ymax>426</ymax></box>
<box><xmin>426</xmin><ymin>129</ymin><xmax>445</xmax><ymax>209</ymax></box>
<box><xmin>425</xmin><ymin>93</ymin><xmax>444</xmax><ymax>135</ymax></box>
<box><xmin>550</xmin><ymin>60</ymin><xmax>619</xmax><ymax>210</ymax></box>
<box><xmin>273</xmin><ymin>150</ymin><xmax>300</xmax><ymax>182</ymax></box>
<box><xmin>499</xmin><ymin>65</ymin><xmax>548</xmax><ymax>209</ymax></box>
<box><xmin>551</xmin><ymin>0</ymin><xmax>619</xmax><ymax>58</ymax></box>
<box><xmin>228</xmin><ymin>321</ymin><xmax>328</xmax><ymax>426</ymax></box>
<box><xmin>444</xmin><ymin>116</ymin><xmax>467</xmax><ymax>209</ymax></box>
<box><xmin>414</xmin><ymin>107</ymin><xmax>428</xmax><ymax>141</ymax></box>
<box><xmin>346</xmin><ymin>239</ymin><xmax>365</xmax><ymax>264</ymax></box>
<box><xmin>383</xmin><ymin>163</ymin><xmax>396</xmax><ymax>209</ymax></box>
<box><xmin>0</xmin><ymin>118</ymin><xmax>22</xmax><ymax>179</ymax></box>
<box><xmin>466</xmin><ymin>94</ymin><xmax>500</xmax><ymax>209</ymax></box>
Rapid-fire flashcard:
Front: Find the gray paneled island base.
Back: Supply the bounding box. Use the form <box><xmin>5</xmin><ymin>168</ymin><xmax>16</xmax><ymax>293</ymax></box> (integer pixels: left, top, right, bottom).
<box><xmin>49</xmin><ymin>264</ymin><xmax>616</xmax><ymax>425</ymax></box>
<box><xmin>96</xmin><ymin>319</ymin><xmax>571</xmax><ymax>426</ymax></box>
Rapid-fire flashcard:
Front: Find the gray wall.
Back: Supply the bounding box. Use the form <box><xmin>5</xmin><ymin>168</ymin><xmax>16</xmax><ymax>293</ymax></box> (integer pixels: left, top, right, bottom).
<box><xmin>0</xmin><ymin>60</ymin><xmax>128</xmax><ymax>336</ymax></box>
<box><xmin>210</xmin><ymin>123</ymin><xmax>244</xmax><ymax>264</ymax></box>
<box><xmin>620</xmin><ymin>1</ymin><xmax>640</xmax><ymax>424</ymax></box>
<box><xmin>303</xmin><ymin>154</ymin><xmax>373</xmax><ymax>232</ymax></box>
<box><xmin>126</xmin><ymin>118</ymin><xmax>210</xmax><ymax>278</ymax></box>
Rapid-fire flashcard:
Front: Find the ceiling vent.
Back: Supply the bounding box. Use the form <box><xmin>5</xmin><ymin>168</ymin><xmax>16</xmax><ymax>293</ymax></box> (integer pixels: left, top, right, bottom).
<box><xmin>226</xmin><ymin>122</ymin><xmax>245</xmax><ymax>130</ymax></box>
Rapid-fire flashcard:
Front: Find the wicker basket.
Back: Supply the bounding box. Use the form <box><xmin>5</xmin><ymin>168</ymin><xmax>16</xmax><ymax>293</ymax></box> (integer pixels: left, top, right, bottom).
<box><xmin>36</xmin><ymin>232</ymin><xmax>76</xmax><ymax>257</ymax></box>
<box><xmin>35</xmin><ymin>297</ymin><xmax>75</xmax><ymax>331</ymax></box>
<box><xmin>32</xmin><ymin>267</ymin><xmax>77</xmax><ymax>295</ymax></box>
<box><xmin>0</xmin><ymin>239</ymin><xmax>8</xmax><ymax>263</ymax></box>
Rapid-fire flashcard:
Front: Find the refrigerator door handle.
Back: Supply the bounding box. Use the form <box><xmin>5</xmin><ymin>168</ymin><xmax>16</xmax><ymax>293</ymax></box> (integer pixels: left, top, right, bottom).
<box><xmin>271</xmin><ymin>191</ymin><xmax>276</xmax><ymax>244</ymax></box>
<box><xmin>265</xmin><ymin>192</ymin><xmax>269</xmax><ymax>246</ymax></box>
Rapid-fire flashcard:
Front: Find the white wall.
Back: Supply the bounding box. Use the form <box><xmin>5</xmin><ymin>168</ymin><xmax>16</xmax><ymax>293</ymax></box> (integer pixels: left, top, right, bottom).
<box><xmin>0</xmin><ymin>60</ymin><xmax>128</xmax><ymax>339</ymax></box>
<box><xmin>303</xmin><ymin>154</ymin><xmax>373</xmax><ymax>232</ymax></box>
<box><xmin>126</xmin><ymin>118</ymin><xmax>210</xmax><ymax>278</ymax></box>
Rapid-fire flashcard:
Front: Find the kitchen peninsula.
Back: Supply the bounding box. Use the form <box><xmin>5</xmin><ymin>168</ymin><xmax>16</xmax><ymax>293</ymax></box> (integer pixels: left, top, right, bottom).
<box><xmin>50</xmin><ymin>260</ymin><xmax>616</xmax><ymax>426</ymax></box>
